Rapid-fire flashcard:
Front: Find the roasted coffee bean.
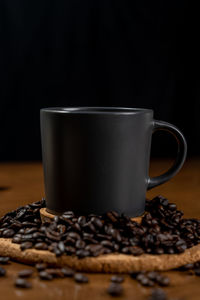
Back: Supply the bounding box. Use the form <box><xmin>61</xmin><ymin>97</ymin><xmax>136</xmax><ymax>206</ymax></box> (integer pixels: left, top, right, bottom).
<box><xmin>84</xmin><ymin>222</ymin><xmax>96</xmax><ymax>233</ymax></box>
<box><xmin>136</xmin><ymin>273</ymin><xmax>154</xmax><ymax>287</ymax></box>
<box><xmin>107</xmin><ymin>283</ymin><xmax>123</xmax><ymax>296</ymax></box>
<box><xmin>76</xmin><ymin>249</ymin><xmax>90</xmax><ymax>258</ymax></box>
<box><xmin>74</xmin><ymin>273</ymin><xmax>89</xmax><ymax>283</ymax></box>
<box><xmin>67</xmin><ymin>232</ymin><xmax>81</xmax><ymax>240</ymax></box>
<box><xmin>72</xmin><ymin>222</ymin><xmax>81</xmax><ymax>232</ymax></box>
<box><xmin>156</xmin><ymin>275</ymin><xmax>170</xmax><ymax>286</ymax></box>
<box><xmin>106</xmin><ymin>212</ymin><xmax>118</xmax><ymax>223</ymax></box>
<box><xmin>2</xmin><ymin>228</ymin><xmax>15</xmax><ymax>238</ymax></box>
<box><xmin>65</xmin><ymin>237</ymin><xmax>76</xmax><ymax>245</ymax></box>
<box><xmin>65</xmin><ymin>246</ymin><xmax>76</xmax><ymax>254</ymax></box>
<box><xmin>167</xmin><ymin>248</ymin><xmax>174</xmax><ymax>254</ymax></box>
<box><xmin>34</xmin><ymin>242</ymin><xmax>48</xmax><ymax>250</ymax></box>
<box><xmin>129</xmin><ymin>246</ymin><xmax>144</xmax><ymax>256</ymax></box>
<box><xmin>0</xmin><ymin>267</ymin><xmax>6</xmax><ymax>276</ymax></box>
<box><xmin>175</xmin><ymin>240</ymin><xmax>187</xmax><ymax>253</ymax></box>
<box><xmin>12</xmin><ymin>236</ymin><xmax>22</xmax><ymax>244</ymax></box>
<box><xmin>91</xmin><ymin>217</ymin><xmax>103</xmax><ymax>228</ymax></box>
<box><xmin>113</xmin><ymin>243</ymin><xmax>120</xmax><ymax>251</ymax></box>
<box><xmin>121</xmin><ymin>247</ymin><xmax>129</xmax><ymax>254</ymax></box>
<box><xmin>85</xmin><ymin>244</ymin><xmax>103</xmax><ymax>253</ymax></box>
<box><xmin>57</xmin><ymin>224</ymin><xmax>66</xmax><ymax>234</ymax></box>
<box><xmin>24</xmin><ymin>227</ymin><xmax>38</xmax><ymax>234</ymax></box>
<box><xmin>21</xmin><ymin>234</ymin><xmax>34</xmax><ymax>242</ymax></box>
<box><xmin>33</xmin><ymin>232</ymin><xmax>45</xmax><ymax>239</ymax></box>
<box><xmin>96</xmin><ymin>233</ymin><xmax>112</xmax><ymax>240</ymax></box>
<box><xmin>110</xmin><ymin>275</ymin><xmax>124</xmax><ymax>283</ymax></box>
<box><xmin>18</xmin><ymin>269</ymin><xmax>33</xmax><ymax>278</ymax></box>
<box><xmin>147</xmin><ymin>271</ymin><xmax>158</xmax><ymax>281</ymax></box>
<box><xmin>61</xmin><ymin>267</ymin><xmax>74</xmax><ymax>277</ymax></box>
<box><xmin>155</xmin><ymin>248</ymin><xmax>164</xmax><ymax>255</ymax></box>
<box><xmin>15</xmin><ymin>209</ymin><xmax>26</xmax><ymax>220</ymax></box>
<box><xmin>35</xmin><ymin>263</ymin><xmax>47</xmax><ymax>271</ymax></box>
<box><xmin>78</xmin><ymin>216</ymin><xmax>86</xmax><ymax>226</ymax></box>
<box><xmin>63</xmin><ymin>211</ymin><xmax>74</xmax><ymax>218</ymax></box>
<box><xmin>53</xmin><ymin>216</ymin><xmax>60</xmax><ymax>223</ymax></box>
<box><xmin>148</xmin><ymin>288</ymin><xmax>167</xmax><ymax>300</ymax></box>
<box><xmin>58</xmin><ymin>241</ymin><xmax>65</xmax><ymax>253</ymax></box>
<box><xmin>46</xmin><ymin>268</ymin><xmax>65</xmax><ymax>278</ymax></box>
<box><xmin>100</xmin><ymin>240</ymin><xmax>113</xmax><ymax>248</ymax></box>
<box><xmin>75</xmin><ymin>239</ymin><xmax>86</xmax><ymax>249</ymax></box>
<box><xmin>130</xmin><ymin>272</ymin><xmax>139</xmax><ymax>279</ymax></box>
<box><xmin>15</xmin><ymin>278</ymin><xmax>32</xmax><ymax>288</ymax></box>
<box><xmin>22</xmin><ymin>221</ymin><xmax>37</xmax><ymax>227</ymax></box>
<box><xmin>0</xmin><ymin>256</ymin><xmax>10</xmax><ymax>264</ymax></box>
<box><xmin>20</xmin><ymin>241</ymin><xmax>33</xmax><ymax>251</ymax></box>
<box><xmin>110</xmin><ymin>229</ymin><xmax>121</xmax><ymax>242</ymax></box>
<box><xmin>179</xmin><ymin>263</ymin><xmax>194</xmax><ymax>271</ymax></box>
<box><xmin>53</xmin><ymin>248</ymin><xmax>62</xmax><ymax>257</ymax></box>
<box><xmin>194</xmin><ymin>261</ymin><xmax>200</xmax><ymax>268</ymax></box>
<box><xmin>168</xmin><ymin>203</ymin><xmax>177</xmax><ymax>211</ymax></box>
<box><xmin>194</xmin><ymin>268</ymin><xmax>200</xmax><ymax>276</ymax></box>
<box><xmin>46</xmin><ymin>231</ymin><xmax>61</xmax><ymax>242</ymax></box>
<box><xmin>39</xmin><ymin>271</ymin><xmax>53</xmax><ymax>280</ymax></box>
<box><xmin>103</xmin><ymin>247</ymin><xmax>112</xmax><ymax>254</ymax></box>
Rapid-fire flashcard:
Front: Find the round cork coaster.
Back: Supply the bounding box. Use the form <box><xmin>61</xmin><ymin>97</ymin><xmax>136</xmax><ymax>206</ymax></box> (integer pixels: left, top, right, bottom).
<box><xmin>0</xmin><ymin>207</ymin><xmax>200</xmax><ymax>272</ymax></box>
<box><xmin>0</xmin><ymin>238</ymin><xmax>200</xmax><ymax>273</ymax></box>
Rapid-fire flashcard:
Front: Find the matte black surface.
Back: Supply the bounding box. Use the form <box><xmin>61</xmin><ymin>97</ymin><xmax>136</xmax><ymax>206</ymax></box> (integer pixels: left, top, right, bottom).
<box><xmin>40</xmin><ymin>107</ymin><xmax>187</xmax><ymax>216</ymax></box>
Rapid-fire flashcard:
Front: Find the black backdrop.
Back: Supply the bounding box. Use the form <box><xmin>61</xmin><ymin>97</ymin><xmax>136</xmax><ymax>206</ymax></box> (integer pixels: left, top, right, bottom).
<box><xmin>0</xmin><ymin>0</ymin><xmax>199</xmax><ymax>160</ymax></box>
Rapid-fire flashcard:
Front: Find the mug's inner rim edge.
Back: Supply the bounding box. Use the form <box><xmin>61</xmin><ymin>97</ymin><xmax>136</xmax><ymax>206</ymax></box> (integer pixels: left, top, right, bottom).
<box><xmin>41</xmin><ymin>107</ymin><xmax>153</xmax><ymax>114</ymax></box>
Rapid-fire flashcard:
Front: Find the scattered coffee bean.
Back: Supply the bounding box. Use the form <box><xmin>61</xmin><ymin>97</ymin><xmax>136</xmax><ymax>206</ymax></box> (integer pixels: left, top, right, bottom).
<box><xmin>74</xmin><ymin>273</ymin><xmax>89</xmax><ymax>283</ymax></box>
<box><xmin>131</xmin><ymin>271</ymin><xmax>170</xmax><ymax>288</ymax></box>
<box><xmin>0</xmin><ymin>256</ymin><xmax>10</xmax><ymax>264</ymax></box>
<box><xmin>178</xmin><ymin>263</ymin><xmax>194</xmax><ymax>273</ymax></box>
<box><xmin>147</xmin><ymin>271</ymin><xmax>158</xmax><ymax>281</ymax></box>
<box><xmin>137</xmin><ymin>273</ymin><xmax>154</xmax><ymax>287</ymax></box>
<box><xmin>0</xmin><ymin>266</ymin><xmax>6</xmax><ymax>276</ymax></box>
<box><xmin>110</xmin><ymin>275</ymin><xmax>124</xmax><ymax>283</ymax></box>
<box><xmin>194</xmin><ymin>268</ymin><xmax>200</xmax><ymax>276</ymax></box>
<box><xmin>18</xmin><ymin>269</ymin><xmax>33</xmax><ymax>278</ymax></box>
<box><xmin>148</xmin><ymin>288</ymin><xmax>167</xmax><ymax>300</ymax></box>
<box><xmin>61</xmin><ymin>267</ymin><xmax>74</xmax><ymax>277</ymax></box>
<box><xmin>46</xmin><ymin>268</ymin><xmax>65</xmax><ymax>278</ymax></box>
<box><xmin>107</xmin><ymin>283</ymin><xmax>123</xmax><ymax>297</ymax></box>
<box><xmin>156</xmin><ymin>275</ymin><xmax>170</xmax><ymax>287</ymax></box>
<box><xmin>39</xmin><ymin>271</ymin><xmax>53</xmax><ymax>280</ymax></box>
<box><xmin>15</xmin><ymin>278</ymin><xmax>32</xmax><ymax>288</ymax></box>
<box><xmin>35</xmin><ymin>263</ymin><xmax>47</xmax><ymax>271</ymax></box>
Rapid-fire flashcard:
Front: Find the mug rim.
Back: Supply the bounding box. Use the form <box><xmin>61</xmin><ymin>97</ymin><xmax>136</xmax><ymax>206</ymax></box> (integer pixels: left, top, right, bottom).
<box><xmin>40</xmin><ymin>107</ymin><xmax>153</xmax><ymax>115</ymax></box>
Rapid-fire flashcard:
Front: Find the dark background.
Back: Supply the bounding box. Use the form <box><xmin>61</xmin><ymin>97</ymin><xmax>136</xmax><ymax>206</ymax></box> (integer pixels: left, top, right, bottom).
<box><xmin>0</xmin><ymin>0</ymin><xmax>199</xmax><ymax>161</ymax></box>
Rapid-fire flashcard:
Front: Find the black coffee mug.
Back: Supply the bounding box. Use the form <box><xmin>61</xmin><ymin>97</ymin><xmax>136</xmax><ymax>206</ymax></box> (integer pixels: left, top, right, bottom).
<box><xmin>40</xmin><ymin>107</ymin><xmax>187</xmax><ymax>217</ymax></box>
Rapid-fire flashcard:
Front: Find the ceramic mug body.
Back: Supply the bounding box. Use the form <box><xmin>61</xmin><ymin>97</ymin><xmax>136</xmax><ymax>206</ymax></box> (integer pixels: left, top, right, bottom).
<box><xmin>40</xmin><ymin>107</ymin><xmax>187</xmax><ymax>217</ymax></box>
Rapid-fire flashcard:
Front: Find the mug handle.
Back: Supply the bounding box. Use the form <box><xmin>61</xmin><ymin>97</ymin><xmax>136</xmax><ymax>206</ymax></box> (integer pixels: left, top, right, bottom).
<box><xmin>147</xmin><ymin>120</ymin><xmax>187</xmax><ymax>190</ymax></box>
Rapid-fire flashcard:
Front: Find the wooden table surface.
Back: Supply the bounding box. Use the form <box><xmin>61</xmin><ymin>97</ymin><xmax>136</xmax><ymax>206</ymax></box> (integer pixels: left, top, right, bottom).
<box><xmin>0</xmin><ymin>159</ymin><xmax>200</xmax><ymax>299</ymax></box>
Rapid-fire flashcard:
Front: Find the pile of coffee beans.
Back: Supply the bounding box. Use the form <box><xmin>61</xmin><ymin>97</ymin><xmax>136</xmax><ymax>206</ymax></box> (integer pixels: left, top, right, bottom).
<box><xmin>0</xmin><ymin>195</ymin><xmax>200</xmax><ymax>259</ymax></box>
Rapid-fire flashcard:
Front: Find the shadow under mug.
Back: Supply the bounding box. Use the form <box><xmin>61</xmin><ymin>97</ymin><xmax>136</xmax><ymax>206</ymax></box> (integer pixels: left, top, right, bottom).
<box><xmin>40</xmin><ymin>107</ymin><xmax>187</xmax><ymax>217</ymax></box>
